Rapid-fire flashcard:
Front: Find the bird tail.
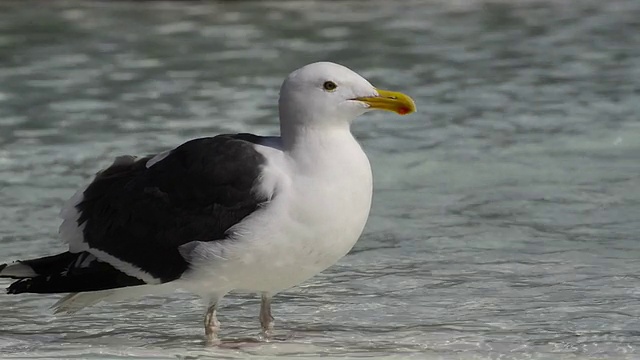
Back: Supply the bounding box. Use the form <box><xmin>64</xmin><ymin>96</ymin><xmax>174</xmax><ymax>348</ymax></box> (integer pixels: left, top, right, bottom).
<box><xmin>1</xmin><ymin>251</ymin><xmax>145</xmax><ymax>295</ymax></box>
<box><xmin>51</xmin><ymin>291</ymin><xmax>115</xmax><ymax>314</ymax></box>
<box><xmin>50</xmin><ymin>283</ymin><xmax>175</xmax><ymax>314</ymax></box>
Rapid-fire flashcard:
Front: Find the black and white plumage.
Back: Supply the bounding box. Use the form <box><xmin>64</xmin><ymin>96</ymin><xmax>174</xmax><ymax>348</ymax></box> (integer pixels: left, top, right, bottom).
<box><xmin>1</xmin><ymin>62</ymin><xmax>416</xmax><ymax>341</ymax></box>
<box><xmin>6</xmin><ymin>134</ymin><xmax>267</xmax><ymax>293</ymax></box>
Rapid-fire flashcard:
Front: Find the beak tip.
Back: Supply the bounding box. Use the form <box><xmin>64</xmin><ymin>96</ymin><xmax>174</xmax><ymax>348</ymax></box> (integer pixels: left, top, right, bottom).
<box><xmin>398</xmin><ymin>101</ymin><xmax>417</xmax><ymax>115</ymax></box>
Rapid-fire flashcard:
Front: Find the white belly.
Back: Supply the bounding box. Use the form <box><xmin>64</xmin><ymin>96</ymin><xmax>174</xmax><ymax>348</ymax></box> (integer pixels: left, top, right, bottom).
<box><xmin>181</xmin><ymin>131</ymin><xmax>373</xmax><ymax>295</ymax></box>
<box><xmin>245</xmin><ymin>174</ymin><xmax>372</xmax><ymax>290</ymax></box>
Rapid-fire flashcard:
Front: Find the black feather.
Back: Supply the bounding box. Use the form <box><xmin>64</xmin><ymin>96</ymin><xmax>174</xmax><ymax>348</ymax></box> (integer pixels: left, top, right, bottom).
<box><xmin>4</xmin><ymin>134</ymin><xmax>273</xmax><ymax>294</ymax></box>
<box><xmin>5</xmin><ymin>252</ymin><xmax>144</xmax><ymax>294</ymax></box>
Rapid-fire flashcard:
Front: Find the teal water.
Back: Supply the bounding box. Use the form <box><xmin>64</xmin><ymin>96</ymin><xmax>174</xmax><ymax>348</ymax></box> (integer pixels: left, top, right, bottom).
<box><xmin>0</xmin><ymin>0</ymin><xmax>639</xmax><ymax>358</ymax></box>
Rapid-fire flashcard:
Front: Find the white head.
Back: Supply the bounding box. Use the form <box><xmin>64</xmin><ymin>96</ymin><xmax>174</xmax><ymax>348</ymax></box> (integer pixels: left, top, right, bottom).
<box><xmin>278</xmin><ymin>62</ymin><xmax>416</xmax><ymax>130</ymax></box>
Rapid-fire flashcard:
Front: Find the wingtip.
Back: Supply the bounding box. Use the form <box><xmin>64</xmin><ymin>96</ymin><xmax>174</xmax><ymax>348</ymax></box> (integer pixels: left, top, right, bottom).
<box><xmin>6</xmin><ymin>278</ymin><xmax>30</xmax><ymax>294</ymax></box>
<box><xmin>0</xmin><ymin>261</ymin><xmax>37</xmax><ymax>279</ymax></box>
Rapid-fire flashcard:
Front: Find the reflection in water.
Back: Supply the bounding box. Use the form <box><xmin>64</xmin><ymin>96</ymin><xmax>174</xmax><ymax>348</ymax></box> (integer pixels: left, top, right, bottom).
<box><xmin>0</xmin><ymin>0</ymin><xmax>639</xmax><ymax>358</ymax></box>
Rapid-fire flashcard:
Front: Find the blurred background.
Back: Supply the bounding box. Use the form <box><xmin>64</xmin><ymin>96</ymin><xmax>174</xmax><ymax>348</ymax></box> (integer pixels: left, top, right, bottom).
<box><xmin>0</xmin><ymin>0</ymin><xmax>639</xmax><ymax>359</ymax></box>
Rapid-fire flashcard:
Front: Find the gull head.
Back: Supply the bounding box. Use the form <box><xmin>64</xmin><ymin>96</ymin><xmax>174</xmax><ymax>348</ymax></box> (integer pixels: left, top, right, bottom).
<box><xmin>278</xmin><ymin>62</ymin><xmax>416</xmax><ymax>128</ymax></box>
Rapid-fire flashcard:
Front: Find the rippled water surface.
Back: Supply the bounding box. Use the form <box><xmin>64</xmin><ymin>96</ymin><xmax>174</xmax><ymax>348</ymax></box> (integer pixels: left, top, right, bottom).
<box><xmin>1</xmin><ymin>0</ymin><xmax>639</xmax><ymax>358</ymax></box>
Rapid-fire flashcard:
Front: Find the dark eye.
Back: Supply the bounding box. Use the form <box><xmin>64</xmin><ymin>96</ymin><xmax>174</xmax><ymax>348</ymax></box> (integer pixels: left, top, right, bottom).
<box><xmin>323</xmin><ymin>81</ymin><xmax>337</xmax><ymax>91</ymax></box>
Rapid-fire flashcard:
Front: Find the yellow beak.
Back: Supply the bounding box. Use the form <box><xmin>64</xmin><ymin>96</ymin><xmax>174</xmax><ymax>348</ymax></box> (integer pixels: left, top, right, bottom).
<box><xmin>354</xmin><ymin>89</ymin><xmax>417</xmax><ymax>115</ymax></box>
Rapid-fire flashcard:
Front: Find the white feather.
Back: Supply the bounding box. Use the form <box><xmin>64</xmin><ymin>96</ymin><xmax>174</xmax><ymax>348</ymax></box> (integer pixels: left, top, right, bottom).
<box><xmin>51</xmin><ymin>284</ymin><xmax>177</xmax><ymax>314</ymax></box>
<box><xmin>87</xmin><ymin>248</ymin><xmax>162</xmax><ymax>285</ymax></box>
<box><xmin>58</xmin><ymin>185</ymin><xmax>89</xmax><ymax>253</ymax></box>
<box><xmin>146</xmin><ymin>150</ymin><xmax>171</xmax><ymax>168</ymax></box>
<box><xmin>0</xmin><ymin>262</ymin><xmax>37</xmax><ymax>278</ymax></box>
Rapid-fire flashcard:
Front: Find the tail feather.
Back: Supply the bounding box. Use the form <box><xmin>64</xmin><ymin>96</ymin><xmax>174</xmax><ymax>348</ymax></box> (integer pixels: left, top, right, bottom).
<box><xmin>3</xmin><ymin>251</ymin><xmax>145</xmax><ymax>295</ymax></box>
<box><xmin>51</xmin><ymin>291</ymin><xmax>114</xmax><ymax>314</ymax></box>
<box><xmin>51</xmin><ymin>284</ymin><xmax>176</xmax><ymax>314</ymax></box>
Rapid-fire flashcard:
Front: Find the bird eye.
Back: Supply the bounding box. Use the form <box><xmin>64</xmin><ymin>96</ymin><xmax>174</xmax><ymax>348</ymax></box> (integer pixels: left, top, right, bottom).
<box><xmin>323</xmin><ymin>81</ymin><xmax>337</xmax><ymax>91</ymax></box>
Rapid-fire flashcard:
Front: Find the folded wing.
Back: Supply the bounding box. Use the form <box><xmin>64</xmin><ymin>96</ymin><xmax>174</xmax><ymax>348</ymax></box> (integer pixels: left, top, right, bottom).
<box><xmin>2</xmin><ymin>134</ymin><xmax>272</xmax><ymax>293</ymax></box>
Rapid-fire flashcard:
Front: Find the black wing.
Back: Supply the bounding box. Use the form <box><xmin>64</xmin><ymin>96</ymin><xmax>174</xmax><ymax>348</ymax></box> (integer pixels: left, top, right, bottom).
<box><xmin>76</xmin><ymin>134</ymin><xmax>269</xmax><ymax>282</ymax></box>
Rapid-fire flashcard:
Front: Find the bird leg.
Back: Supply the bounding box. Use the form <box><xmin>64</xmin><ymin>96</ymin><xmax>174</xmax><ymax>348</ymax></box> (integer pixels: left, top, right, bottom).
<box><xmin>259</xmin><ymin>293</ymin><xmax>274</xmax><ymax>340</ymax></box>
<box><xmin>204</xmin><ymin>301</ymin><xmax>221</xmax><ymax>343</ymax></box>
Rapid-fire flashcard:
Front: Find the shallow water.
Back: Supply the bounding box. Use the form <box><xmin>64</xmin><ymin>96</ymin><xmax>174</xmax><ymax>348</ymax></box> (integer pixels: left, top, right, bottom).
<box><xmin>0</xmin><ymin>0</ymin><xmax>639</xmax><ymax>358</ymax></box>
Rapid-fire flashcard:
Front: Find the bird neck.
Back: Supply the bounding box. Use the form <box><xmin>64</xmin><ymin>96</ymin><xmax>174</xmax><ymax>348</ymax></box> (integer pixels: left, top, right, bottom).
<box><xmin>280</xmin><ymin>121</ymin><xmax>350</xmax><ymax>151</ymax></box>
<box><xmin>280</xmin><ymin>122</ymin><xmax>362</xmax><ymax>171</ymax></box>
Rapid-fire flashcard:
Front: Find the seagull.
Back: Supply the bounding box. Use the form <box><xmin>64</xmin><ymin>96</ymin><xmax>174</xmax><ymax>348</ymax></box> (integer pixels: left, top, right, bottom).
<box><xmin>0</xmin><ymin>62</ymin><xmax>416</xmax><ymax>341</ymax></box>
